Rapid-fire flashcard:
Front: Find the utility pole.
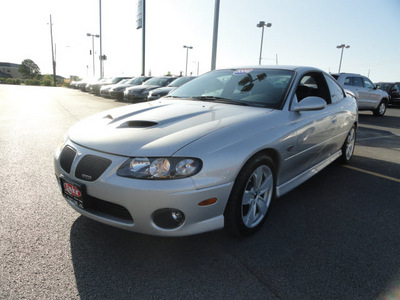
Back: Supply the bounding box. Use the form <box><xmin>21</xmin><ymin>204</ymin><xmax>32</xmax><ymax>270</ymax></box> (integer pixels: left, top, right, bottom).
<box><xmin>49</xmin><ymin>15</ymin><xmax>56</xmax><ymax>86</ymax></box>
<box><xmin>99</xmin><ymin>0</ymin><xmax>103</xmax><ymax>78</ymax></box>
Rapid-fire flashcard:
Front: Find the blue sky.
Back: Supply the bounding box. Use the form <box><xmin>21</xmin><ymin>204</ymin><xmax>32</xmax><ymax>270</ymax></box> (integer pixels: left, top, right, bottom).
<box><xmin>1</xmin><ymin>0</ymin><xmax>399</xmax><ymax>82</ymax></box>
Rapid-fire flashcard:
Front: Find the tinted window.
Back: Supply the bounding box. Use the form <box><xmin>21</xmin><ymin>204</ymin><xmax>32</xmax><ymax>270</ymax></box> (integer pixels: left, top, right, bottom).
<box><xmin>324</xmin><ymin>74</ymin><xmax>344</xmax><ymax>104</ymax></box>
<box><xmin>378</xmin><ymin>83</ymin><xmax>392</xmax><ymax>92</ymax></box>
<box><xmin>353</xmin><ymin>77</ymin><xmax>363</xmax><ymax>87</ymax></box>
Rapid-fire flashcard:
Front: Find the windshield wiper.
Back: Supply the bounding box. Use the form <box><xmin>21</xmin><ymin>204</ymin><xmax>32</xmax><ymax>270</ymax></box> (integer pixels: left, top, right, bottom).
<box><xmin>165</xmin><ymin>95</ymin><xmax>186</xmax><ymax>99</ymax></box>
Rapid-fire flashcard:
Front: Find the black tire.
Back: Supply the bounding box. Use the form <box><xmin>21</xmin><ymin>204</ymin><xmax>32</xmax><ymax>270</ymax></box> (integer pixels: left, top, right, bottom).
<box><xmin>224</xmin><ymin>154</ymin><xmax>275</xmax><ymax>237</ymax></box>
<box><xmin>373</xmin><ymin>100</ymin><xmax>387</xmax><ymax>116</ymax></box>
<box><xmin>339</xmin><ymin>125</ymin><xmax>356</xmax><ymax>164</ymax></box>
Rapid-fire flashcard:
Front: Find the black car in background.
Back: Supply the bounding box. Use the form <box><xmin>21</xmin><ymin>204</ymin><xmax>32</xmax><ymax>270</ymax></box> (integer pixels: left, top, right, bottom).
<box><xmin>376</xmin><ymin>82</ymin><xmax>400</xmax><ymax>105</ymax></box>
<box><xmin>147</xmin><ymin>76</ymin><xmax>197</xmax><ymax>100</ymax></box>
<box><xmin>124</xmin><ymin>76</ymin><xmax>177</xmax><ymax>102</ymax></box>
<box><xmin>109</xmin><ymin>76</ymin><xmax>152</xmax><ymax>101</ymax></box>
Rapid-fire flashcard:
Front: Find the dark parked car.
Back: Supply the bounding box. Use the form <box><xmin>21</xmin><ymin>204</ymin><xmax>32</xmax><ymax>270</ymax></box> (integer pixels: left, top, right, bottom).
<box><xmin>100</xmin><ymin>79</ymin><xmax>131</xmax><ymax>98</ymax></box>
<box><xmin>376</xmin><ymin>82</ymin><xmax>400</xmax><ymax>105</ymax></box>
<box><xmin>147</xmin><ymin>76</ymin><xmax>196</xmax><ymax>100</ymax></box>
<box><xmin>124</xmin><ymin>76</ymin><xmax>176</xmax><ymax>102</ymax></box>
<box><xmin>91</xmin><ymin>77</ymin><xmax>131</xmax><ymax>96</ymax></box>
<box><xmin>109</xmin><ymin>76</ymin><xmax>152</xmax><ymax>101</ymax></box>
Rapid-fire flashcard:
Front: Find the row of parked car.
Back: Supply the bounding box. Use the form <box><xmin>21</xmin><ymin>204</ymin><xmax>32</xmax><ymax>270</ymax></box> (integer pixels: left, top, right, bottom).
<box><xmin>70</xmin><ymin>75</ymin><xmax>197</xmax><ymax>102</ymax></box>
<box><xmin>70</xmin><ymin>70</ymin><xmax>398</xmax><ymax>117</ymax></box>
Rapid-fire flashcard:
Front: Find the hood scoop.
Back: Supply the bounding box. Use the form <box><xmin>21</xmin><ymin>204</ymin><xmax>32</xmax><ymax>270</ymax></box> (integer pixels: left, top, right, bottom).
<box><xmin>118</xmin><ymin>120</ymin><xmax>158</xmax><ymax>128</ymax></box>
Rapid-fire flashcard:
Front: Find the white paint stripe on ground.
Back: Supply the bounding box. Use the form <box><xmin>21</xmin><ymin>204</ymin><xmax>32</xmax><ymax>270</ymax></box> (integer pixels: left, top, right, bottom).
<box><xmin>343</xmin><ymin>165</ymin><xmax>400</xmax><ymax>183</ymax></box>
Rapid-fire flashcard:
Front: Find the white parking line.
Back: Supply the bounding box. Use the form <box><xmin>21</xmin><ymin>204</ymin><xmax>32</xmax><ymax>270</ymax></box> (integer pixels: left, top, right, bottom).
<box><xmin>357</xmin><ymin>135</ymin><xmax>395</xmax><ymax>141</ymax></box>
<box><xmin>343</xmin><ymin>165</ymin><xmax>400</xmax><ymax>183</ymax></box>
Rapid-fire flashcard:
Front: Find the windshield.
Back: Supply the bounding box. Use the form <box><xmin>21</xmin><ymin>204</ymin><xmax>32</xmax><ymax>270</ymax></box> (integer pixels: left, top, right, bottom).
<box><xmin>144</xmin><ymin>77</ymin><xmax>173</xmax><ymax>86</ymax></box>
<box><xmin>167</xmin><ymin>76</ymin><xmax>196</xmax><ymax>88</ymax></box>
<box><xmin>377</xmin><ymin>83</ymin><xmax>392</xmax><ymax>92</ymax></box>
<box><xmin>127</xmin><ymin>77</ymin><xmax>150</xmax><ymax>85</ymax></box>
<box><xmin>169</xmin><ymin>69</ymin><xmax>294</xmax><ymax>108</ymax></box>
<box><xmin>117</xmin><ymin>79</ymin><xmax>130</xmax><ymax>85</ymax></box>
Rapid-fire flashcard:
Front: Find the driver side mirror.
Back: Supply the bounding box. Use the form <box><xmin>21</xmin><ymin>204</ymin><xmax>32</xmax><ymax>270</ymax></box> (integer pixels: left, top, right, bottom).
<box><xmin>292</xmin><ymin>96</ymin><xmax>327</xmax><ymax>112</ymax></box>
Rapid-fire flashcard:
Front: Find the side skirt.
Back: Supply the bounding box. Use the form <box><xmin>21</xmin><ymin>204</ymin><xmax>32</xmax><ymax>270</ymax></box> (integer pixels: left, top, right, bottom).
<box><xmin>276</xmin><ymin>150</ymin><xmax>342</xmax><ymax>197</ymax></box>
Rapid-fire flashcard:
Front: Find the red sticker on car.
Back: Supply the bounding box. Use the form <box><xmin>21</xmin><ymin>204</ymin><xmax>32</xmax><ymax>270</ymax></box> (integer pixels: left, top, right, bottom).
<box><xmin>63</xmin><ymin>183</ymin><xmax>82</xmax><ymax>197</ymax></box>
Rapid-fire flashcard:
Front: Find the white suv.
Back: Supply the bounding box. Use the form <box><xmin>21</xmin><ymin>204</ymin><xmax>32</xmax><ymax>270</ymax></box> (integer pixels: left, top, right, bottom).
<box><xmin>331</xmin><ymin>73</ymin><xmax>389</xmax><ymax>116</ymax></box>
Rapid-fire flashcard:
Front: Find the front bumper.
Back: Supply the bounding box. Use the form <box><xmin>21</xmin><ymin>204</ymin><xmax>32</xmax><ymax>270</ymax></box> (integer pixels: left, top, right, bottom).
<box><xmin>54</xmin><ymin>141</ymin><xmax>231</xmax><ymax>236</ymax></box>
<box><xmin>123</xmin><ymin>93</ymin><xmax>148</xmax><ymax>102</ymax></box>
<box><xmin>110</xmin><ymin>91</ymin><xmax>124</xmax><ymax>100</ymax></box>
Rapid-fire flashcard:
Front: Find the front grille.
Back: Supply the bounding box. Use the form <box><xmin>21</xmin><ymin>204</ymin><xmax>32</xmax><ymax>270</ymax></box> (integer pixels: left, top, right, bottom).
<box><xmin>85</xmin><ymin>195</ymin><xmax>133</xmax><ymax>222</ymax></box>
<box><xmin>60</xmin><ymin>146</ymin><xmax>76</xmax><ymax>174</ymax></box>
<box><xmin>75</xmin><ymin>155</ymin><xmax>112</xmax><ymax>182</ymax></box>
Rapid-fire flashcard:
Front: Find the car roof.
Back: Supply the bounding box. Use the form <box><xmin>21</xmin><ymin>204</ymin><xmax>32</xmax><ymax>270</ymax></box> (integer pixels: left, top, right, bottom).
<box><xmin>220</xmin><ymin>65</ymin><xmax>324</xmax><ymax>73</ymax></box>
<box><xmin>331</xmin><ymin>72</ymin><xmax>363</xmax><ymax>76</ymax></box>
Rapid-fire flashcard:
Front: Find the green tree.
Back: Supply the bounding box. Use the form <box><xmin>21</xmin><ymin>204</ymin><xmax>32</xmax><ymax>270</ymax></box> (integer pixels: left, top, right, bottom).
<box><xmin>19</xmin><ymin>59</ymin><xmax>41</xmax><ymax>79</ymax></box>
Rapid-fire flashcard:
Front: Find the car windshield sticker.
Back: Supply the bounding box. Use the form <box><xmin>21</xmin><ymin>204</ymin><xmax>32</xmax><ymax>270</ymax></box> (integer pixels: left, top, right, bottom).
<box><xmin>233</xmin><ymin>69</ymin><xmax>253</xmax><ymax>75</ymax></box>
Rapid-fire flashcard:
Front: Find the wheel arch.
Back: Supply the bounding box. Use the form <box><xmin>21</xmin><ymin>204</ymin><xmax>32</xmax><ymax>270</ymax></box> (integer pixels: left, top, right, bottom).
<box><xmin>235</xmin><ymin>148</ymin><xmax>281</xmax><ymax>184</ymax></box>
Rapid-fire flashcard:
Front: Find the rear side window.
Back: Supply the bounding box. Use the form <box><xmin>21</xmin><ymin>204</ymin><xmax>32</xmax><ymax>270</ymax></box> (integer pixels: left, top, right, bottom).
<box><xmin>324</xmin><ymin>74</ymin><xmax>344</xmax><ymax>104</ymax></box>
<box><xmin>352</xmin><ymin>77</ymin><xmax>363</xmax><ymax>87</ymax></box>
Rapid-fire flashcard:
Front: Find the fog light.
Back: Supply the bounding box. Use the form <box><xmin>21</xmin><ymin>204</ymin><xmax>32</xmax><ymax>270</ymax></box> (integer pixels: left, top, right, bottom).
<box><xmin>152</xmin><ymin>208</ymin><xmax>185</xmax><ymax>229</ymax></box>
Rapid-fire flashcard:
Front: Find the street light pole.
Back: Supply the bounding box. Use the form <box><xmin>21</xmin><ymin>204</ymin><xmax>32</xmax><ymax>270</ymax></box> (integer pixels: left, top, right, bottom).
<box><xmin>336</xmin><ymin>44</ymin><xmax>350</xmax><ymax>73</ymax></box>
<box><xmin>99</xmin><ymin>0</ymin><xmax>103</xmax><ymax>78</ymax></box>
<box><xmin>87</xmin><ymin>33</ymin><xmax>99</xmax><ymax>77</ymax></box>
<box><xmin>183</xmin><ymin>45</ymin><xmax>193</xmax><ymax>76</ymax></box>
<box><xmin>257</xmin><ymin>21</ymin><xmax>272</xmax><ymax>65</ymax></box>
<box><xmin>211</xmin><ymin>0</ymin><xmax>220</xmax><ymax>71</ymax></box>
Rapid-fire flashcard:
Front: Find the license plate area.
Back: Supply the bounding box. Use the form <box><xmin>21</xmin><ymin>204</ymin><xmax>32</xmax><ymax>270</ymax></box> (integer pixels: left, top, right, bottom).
<box><xmin>60</xmin><ymin>176</ymin><xmax>86</xmax><ymax>209</ymax></box>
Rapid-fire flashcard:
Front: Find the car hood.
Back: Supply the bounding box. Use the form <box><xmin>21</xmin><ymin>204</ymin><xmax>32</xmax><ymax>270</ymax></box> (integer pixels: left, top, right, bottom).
<box><xmin>68</xmin><ymin>99</ymin><xmax>272</xmax><ymax>157</ymax></box>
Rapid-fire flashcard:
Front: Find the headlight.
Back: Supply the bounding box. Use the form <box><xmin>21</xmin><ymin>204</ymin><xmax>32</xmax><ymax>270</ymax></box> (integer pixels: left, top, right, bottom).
<box><xmin>117</xmin><ymin>157</ymin><xmax>202</xmax><ymax>179</ymax></box>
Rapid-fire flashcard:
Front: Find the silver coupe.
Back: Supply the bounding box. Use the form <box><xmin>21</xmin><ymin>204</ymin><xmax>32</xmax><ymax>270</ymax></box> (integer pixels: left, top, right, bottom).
<box><xmin>54</xmin><ymin>66</ymin><xmax>358</xmax><ymax>237</ymax></box>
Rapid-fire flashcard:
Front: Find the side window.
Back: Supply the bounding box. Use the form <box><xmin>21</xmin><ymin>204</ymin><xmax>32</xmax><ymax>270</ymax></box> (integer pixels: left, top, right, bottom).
<box><xmin>393</xmin><ymin>84</ymin><xmax>400</xmax><ymax>92</ymax></box>
<box><xmin>323</xmin><ymin>74</ymin><xmax>345</xmax><ymax>104</ymax></box>
<box><xmin>353</xmin><ymin>77</ymin><xmax>363</xmax><ymax>87</ymax></box>
<box><xmin>296</xmin><ymin>72</ymin><xmax>330</xmax><ymax>103</ymax></box>
<box><xmin>362</xmin><ymin>77</ymin><xmax>375</xmax><ymax>89</ymax></box>
<box><xmin>344</xmin><ymin>77</ymin><xmax>352</xmax><ymax>86</ymax></box>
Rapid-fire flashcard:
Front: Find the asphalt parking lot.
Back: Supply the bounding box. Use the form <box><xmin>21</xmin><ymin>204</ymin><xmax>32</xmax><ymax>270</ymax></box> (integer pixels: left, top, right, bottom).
<box><xmin>1</xmin><ymin>85</ymin><xmax>399</xmax><ymax>299</ymax></box>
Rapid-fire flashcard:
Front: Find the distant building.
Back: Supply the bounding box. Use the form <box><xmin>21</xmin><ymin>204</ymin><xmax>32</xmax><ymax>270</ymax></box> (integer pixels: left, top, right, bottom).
<box><xmin>0</xmin><ymin>62</ymin><xmax>22</xmax><ymax>78</ymax></box>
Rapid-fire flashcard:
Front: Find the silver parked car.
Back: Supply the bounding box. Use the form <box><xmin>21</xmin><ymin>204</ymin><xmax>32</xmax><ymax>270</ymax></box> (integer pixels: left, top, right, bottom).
<box><xmin>331</xmin><ymin>73</ymin><xmax>389</xmax><ymax>116</ymax></box>
<box><xmin>54</xmin><ymin>66</ymin><xmax>358</xmax><ymax>237</ymax></box>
